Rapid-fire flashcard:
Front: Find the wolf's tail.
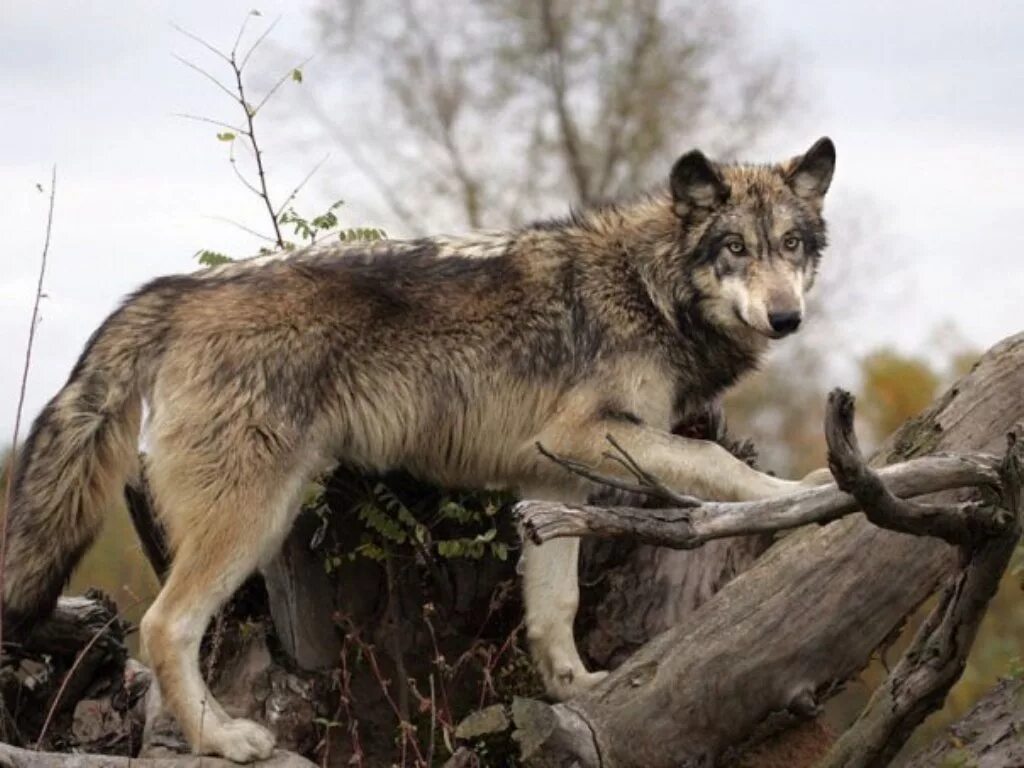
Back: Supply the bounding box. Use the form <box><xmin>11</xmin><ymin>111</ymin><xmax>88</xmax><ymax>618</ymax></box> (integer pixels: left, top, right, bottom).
<box><xmin>3</xmin><ymin>296</ymin><xmax>161</xmax><ymax>633</ymax></box>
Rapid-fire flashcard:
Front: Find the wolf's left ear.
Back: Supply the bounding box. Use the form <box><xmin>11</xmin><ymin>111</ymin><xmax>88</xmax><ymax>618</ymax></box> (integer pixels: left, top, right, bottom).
<box><xmin>785</xmin><ymin>137</ymin><xmax>836</xmax><ymax>204</ymax></box>
<box><xmin>670</xmin><ymin>150</ymin><xmax>729</xmax><ymax>218</ymax></box>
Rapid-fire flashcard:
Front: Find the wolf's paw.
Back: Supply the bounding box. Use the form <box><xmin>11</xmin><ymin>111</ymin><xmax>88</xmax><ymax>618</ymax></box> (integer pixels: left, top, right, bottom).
<box><xmin>543</xmin><ymin>661</ymin><xmax>609</xmax><ymax>701</ymax></box>
<box><xmin>203</xmin><ymin>718</ymin><xmax>276</xmax><ymax>763</ymax></box>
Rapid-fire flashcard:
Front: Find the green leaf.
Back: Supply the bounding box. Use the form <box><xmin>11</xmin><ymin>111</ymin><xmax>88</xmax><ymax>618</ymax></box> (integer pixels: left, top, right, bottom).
<box><xmin>216</xmin><ymin>132</ymin><xmax>236</xmax><ymax>142</ymax></box>
<box><xmin>475</xmin><ymin>527</ymin><xmax>497</xmax><ymax>543</ymax></box>
<box><xmin>195</xmin><ymin>250</ymin><xmax>234</xmax><ymax>266</ymax></box>
<box><xmin>291</xmin><ymin>68</ymin><xmax>303</xmax><ymax>83</ymax></box>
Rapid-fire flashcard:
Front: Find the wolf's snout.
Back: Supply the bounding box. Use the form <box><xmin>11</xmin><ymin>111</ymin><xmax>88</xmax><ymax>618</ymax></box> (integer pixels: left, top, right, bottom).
<box><xmin>768</xmin><ymin>310</ymin><xmax>802</xmax><ymax>336</ymax></box>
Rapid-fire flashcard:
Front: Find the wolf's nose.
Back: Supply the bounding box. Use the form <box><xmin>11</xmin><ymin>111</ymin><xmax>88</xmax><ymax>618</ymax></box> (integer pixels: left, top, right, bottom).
<box><xmin>768</xmin><ymin>310</ymin><xmax>802</xmax><ymax>335</ymax></box>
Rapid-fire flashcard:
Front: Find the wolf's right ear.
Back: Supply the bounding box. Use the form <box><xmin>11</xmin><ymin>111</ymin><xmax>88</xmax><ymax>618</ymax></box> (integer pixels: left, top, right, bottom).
<box><xmin>670</xmin><ymin>150</ymin><xmax>729</xmax><ymax>218</ymax></box>
<box><xmin>785</xmin><ymin>137</ymin><xmax>836</xmax><ymax>204</ymax></box>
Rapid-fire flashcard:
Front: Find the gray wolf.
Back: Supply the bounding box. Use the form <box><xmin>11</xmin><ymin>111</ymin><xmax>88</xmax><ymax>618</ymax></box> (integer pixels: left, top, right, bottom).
<box><xmin>4</xmin><ymin>137</ymin><xmax>835</xmax><ymax>760</ymax></box>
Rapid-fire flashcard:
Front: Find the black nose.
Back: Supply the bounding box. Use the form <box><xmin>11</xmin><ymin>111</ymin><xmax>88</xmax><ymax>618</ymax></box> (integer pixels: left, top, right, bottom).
<box><xmin>768</xmin><ymin>310</ymin><xmax>802</xmax><ymax>335</ymax></box>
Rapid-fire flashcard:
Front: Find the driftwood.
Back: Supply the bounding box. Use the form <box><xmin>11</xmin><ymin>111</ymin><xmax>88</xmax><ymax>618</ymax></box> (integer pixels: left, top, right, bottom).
<box><xmin>0</xmin><ymin>741</ymin><xmax>315</xmax><ymax>768</ymax></box>
<box><xmin>512</xmin><ymin>332</ymin><xmax>1024</xmax><ymax>768</ymax></box>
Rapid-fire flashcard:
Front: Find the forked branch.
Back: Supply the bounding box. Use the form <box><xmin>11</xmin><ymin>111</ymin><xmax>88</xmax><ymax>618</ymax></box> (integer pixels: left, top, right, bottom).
<box><xmin>518</xmin><ymin>389</ymin><xmax>1004</xmax><ymax>549</ymax></box>
<box><xmin>818</xmin><ymin>426</ymin><xmax>1022</xmax><ymax>768</ymax></box>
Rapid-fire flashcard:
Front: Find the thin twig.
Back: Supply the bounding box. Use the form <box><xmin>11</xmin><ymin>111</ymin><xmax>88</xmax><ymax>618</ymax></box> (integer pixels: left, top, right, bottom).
<box><xmin>228</xmin><ymin>156</ymin><xmax>266</xmax><ymax>199</ymax></box>
<box><xmin>252</xmin><ymin>55</ymin><xmax>314</xmax><ymax>116</ymax></box>
<box><xmin>170</xmin><ymin>23</ymin><xmax>230</xmax><ymax>63</ymax></box>
<box><xmin>1</xmin><ymin>166</ymin><xmax>57</xmax><ymax>657</ymax></box>
<box><xmin>203</xmin><ymin>215</ymin><xmax>278</xmax><ymax>244</ymax></box>
<box><xmin>173</xmin><ymin>113</ymin><xmax>249</xmax><ymax>135</ymax></box>
<box><xmin>274</xmin><ymin>153</ymin><xmax>330</xmax><ymax>218</ymax></box>
<box><xmin>35</xmin><ymin>600</ymin><xmax>137</xmax><ymax>750</ymax></box>
<box><xmin>535</xmin><ymin>441</ymin><xmax>657</xmax><ymax>498</ymax></box>
<box><xmin>172</xmin><ymin>53</ymin><xmax>240</xmax><ymax>103</ymax></box>
<box><xmin>536</xmin><ymin>438</ymin><xmax>702</xmax><ymax>508</ymax></box>
<box><xmin>239</xmin><ymin>16</ymin><xmax>281</xmax><ymax>69</ymax></box>
<box><xmin>604</xmin><ymin>433</ymin><xmax>703</xmax><ymax>507</ymax></box>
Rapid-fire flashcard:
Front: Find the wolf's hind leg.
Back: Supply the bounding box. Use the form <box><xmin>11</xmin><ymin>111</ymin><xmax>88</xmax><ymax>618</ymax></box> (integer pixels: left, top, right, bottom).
<box><xmin>519</xmin><ymin>487</ymin><xmax>608</xmax><ymax>700</ymax></box>
<box><xmin>140</xmin><ymin>464</ymin><xmax>305</xmax><ymax>762</ymax></box>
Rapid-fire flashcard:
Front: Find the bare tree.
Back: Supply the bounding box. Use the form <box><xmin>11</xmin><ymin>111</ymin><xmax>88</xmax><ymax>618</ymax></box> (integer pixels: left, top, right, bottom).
<box><xmin>309</xmin><ymin>0</ymin><xmax>793</xmax><ymax>230</ymax></box>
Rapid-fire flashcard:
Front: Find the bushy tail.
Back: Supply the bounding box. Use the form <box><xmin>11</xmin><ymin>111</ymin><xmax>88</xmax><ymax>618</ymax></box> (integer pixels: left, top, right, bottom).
<box><xmin>3</xmin><ymin>310</ymin><xmax>148</xmax><ymax>634</ymax></box>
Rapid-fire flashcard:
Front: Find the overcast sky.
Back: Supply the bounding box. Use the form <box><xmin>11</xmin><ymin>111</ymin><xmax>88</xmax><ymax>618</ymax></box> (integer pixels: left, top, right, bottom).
<box><xmin>1</xmin><ymin>0</ymin><xmax>1022</xmax><ymax>441</ymax></box>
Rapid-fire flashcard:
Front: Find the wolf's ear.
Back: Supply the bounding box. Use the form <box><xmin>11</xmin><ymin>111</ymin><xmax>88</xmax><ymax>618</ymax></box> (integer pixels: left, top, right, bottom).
<box><xmin>670</xmin><ymin>150</ymin><xmax>729</xmax><ymax>218</ymax></box>
<box><xmin>785</xmin><ymin>137</ymin><xmax>836</xmax><ymax>203</ymax></box>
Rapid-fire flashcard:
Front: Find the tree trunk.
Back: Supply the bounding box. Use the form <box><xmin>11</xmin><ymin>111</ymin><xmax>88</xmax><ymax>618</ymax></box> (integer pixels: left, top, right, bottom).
<box><xmin>513</xmin><ymin>332</ymin><xmax>1024</xmax><ymax>767</ymax></box>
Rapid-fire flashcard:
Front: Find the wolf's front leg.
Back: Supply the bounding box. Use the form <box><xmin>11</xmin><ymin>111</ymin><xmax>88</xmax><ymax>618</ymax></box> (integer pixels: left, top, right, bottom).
<box><xmin>536</xmin><ymin>419</ymin><xmax>806</xmax><ymax>504</ymax></box>
<box><xmin>520</xmin><ymin>537</ymin><xmax>609</xmax><ymax>699</ymax></box>
<box><xmin>518</xmin><ymin>487</ymin><xmax>608</xmax><ymax>700</ymax></box>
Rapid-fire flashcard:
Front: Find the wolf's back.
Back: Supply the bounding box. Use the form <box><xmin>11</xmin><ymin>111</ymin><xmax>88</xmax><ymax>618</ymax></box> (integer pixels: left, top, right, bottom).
<box><xmin>3</xmin><ymin>285</ymin><xmax>169</xmax><ymax>633</ymax></box>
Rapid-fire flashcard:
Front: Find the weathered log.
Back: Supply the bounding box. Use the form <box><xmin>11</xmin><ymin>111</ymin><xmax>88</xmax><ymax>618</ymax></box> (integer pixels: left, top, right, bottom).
<box><xmin>0</xmin><ymin>741</ymin><xmax>316</xmax><ymax>768</ymax></box>
<box><xmin>513</xmin><ymin>332</ymin><xmax>1024</xmax><ymax>768</ymax></box>
<box><xmin>903</xmin><ymin>676</ymin><xmax>1024</xmax><ymax>768</ymax></box>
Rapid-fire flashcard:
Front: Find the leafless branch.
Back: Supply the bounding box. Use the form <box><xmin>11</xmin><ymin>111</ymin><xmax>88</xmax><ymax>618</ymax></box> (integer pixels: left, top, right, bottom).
<box><xmin>239</xmin><ymin>15</ymin><xmax>281</xmax><ymax>70</ymax></box>
<box><xmin>170</xmin><ymin>22</ymin><xmax>230</xmax><ymax>63</ymax></box>
<box><xmin>534</xmin><ymin>441</ymin><xmax>676</xmax><ymax>501</ymax></box>
<box><xmin>1</xmin><ymin>166</ymin><xmax>57</xmax><ymax>656</ymax></box>
<box><xmin>826</xmin><ymin>389</ymin><xmax>1006</xmax><ymax>545</ymax></box>
<box><xmin>171</xmin><ymin>53</ymin><xmax>239</xmax><ymax>103</ymax></box>
<box><xmin>519</xmin><ymin>390</ymin><xmax>1004</xmax><ymax>551</ymax></box>
<box><xmin>252</xmin><ymin>55</ymin><xmax>313</xmax><ymax>116</ymax></box>
<box><xmin>227</xmin><ymin>155</ymin><xmax>265</xmax><ymax>198</ymax></box>
<box><xmin>173</xmin><ymin>113</ymin><xmax>248</xmax><ymax>136</ymax></box>
<box><xmin>202</xmin><ymin>215</ymin><xmax>278</xmax><ymax>244</ymax></box>
<box><xmin>275</xmin><ymin>153</ymin><xmax>330</xmax><ymax>218</ymax></box>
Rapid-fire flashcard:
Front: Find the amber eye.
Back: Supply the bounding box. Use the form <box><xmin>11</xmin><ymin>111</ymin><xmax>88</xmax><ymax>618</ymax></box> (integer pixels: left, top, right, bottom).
<box><xmin>783</xmin><ymin>234</ymin><xmax>801</xmax><ymax>251</ymax></box>
<box><xmin>726</xmin><ymin>240</ymin><xmax>746</xmax><ymax>255</ymax></box>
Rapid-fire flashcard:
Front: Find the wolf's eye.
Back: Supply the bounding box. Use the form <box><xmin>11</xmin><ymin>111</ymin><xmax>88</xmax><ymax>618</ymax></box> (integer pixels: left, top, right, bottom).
<box><xmin>783</xmin><ymin>234</ymin><xmax>801</xmax><ymax>251</ymax></box>
<box><xmin>726</xmin><ymin>240</ymin><xmax>746</xmax><ymax>255</ymax></box>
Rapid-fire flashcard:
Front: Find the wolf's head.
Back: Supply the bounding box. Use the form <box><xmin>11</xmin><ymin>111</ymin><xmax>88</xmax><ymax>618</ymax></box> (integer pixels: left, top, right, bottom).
<box><xmin>666</xmin><ymin>137</ymin><xmax>835</xmax><ymax>340</ymax></box>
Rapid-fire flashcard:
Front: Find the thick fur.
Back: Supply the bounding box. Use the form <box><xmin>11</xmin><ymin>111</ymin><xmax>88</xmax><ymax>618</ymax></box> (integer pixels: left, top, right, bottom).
<box><xmin>4</xmin><ymin>138</ymin><xmax>835</xmax><ymax>761</ymax></box>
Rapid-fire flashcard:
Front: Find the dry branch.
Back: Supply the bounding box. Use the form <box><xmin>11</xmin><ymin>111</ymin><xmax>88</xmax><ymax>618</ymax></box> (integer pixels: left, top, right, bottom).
<box><xmin>518</xmin><ymin>452</ymin><xmax>999</xmax><ymax>550</ymax></box>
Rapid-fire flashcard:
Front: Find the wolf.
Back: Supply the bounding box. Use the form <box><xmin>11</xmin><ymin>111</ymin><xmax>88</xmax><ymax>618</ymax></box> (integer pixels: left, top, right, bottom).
<box><xmin>3</xmin><ymin>138</ymin><xmax>835</xmax><ymax>761</ymax></box>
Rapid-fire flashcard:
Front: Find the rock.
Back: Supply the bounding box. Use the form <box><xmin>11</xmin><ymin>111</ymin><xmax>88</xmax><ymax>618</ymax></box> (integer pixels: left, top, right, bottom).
<box><xmin>455</xmin><ymin>704</ymin><xmax>510</xmax><ymax>740</ymax></box>
<box><xmin>71</xmin><ymin>699</ymin><xmax>123</xmax><ymax>744</ymax></box>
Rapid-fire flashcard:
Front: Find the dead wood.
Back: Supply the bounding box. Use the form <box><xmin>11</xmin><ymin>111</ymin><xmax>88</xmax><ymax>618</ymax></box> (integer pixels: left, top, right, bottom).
<box><xmin>0</xmin><ymin>740</ymin><xmax>315</xmax><ymax>768</ymax></box>
<box><xmin>511</xmin><ymin>332</ymin><xmax>1024</xmax><ymax>768</ymax></box>
<box><xmin>903</xmin><ymin>676</ymin><xmax>1024</xmax><ymax>768</ymax></box>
